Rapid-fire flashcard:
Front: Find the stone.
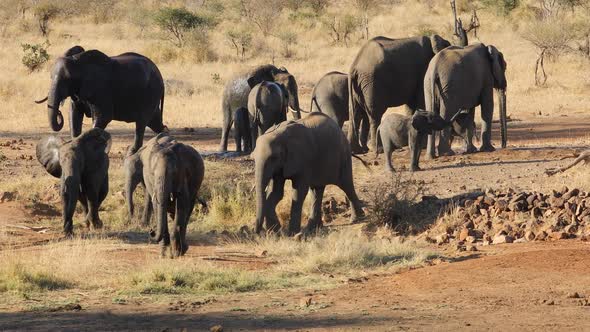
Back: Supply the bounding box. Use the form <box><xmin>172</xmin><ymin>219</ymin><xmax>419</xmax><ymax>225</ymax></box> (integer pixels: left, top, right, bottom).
<box><xmin>436</xmin><ymin>234</ymin><xmax>449</xmax><ymax>245</ymax></box>
<box><xmin>459</xmin><ymin>228</ymin><xmax>473</xmax><ymax>241</ymax></box>
<box><xmin>465</xmin><ymin>236</ymin><xmax>477</xmax><ymax>243</ymax></box>
<box><xmin>560</xmin><ymin>185</ymin><xmax>570</xmax><ymax>195</ymax></box>
<box><xmin>493</xmin><ymin>234</ymin><xmax>514</xmax><ymax>244</ymax></box>
<box><xmin>300</xmin><ymin>297</ymin><xmax>313</xmax><ymax>307</ymax></box>
<box><xmin>483</xmin><ymin>196</ymin><xmax>495</xmax><ymax>206</ymax></box>
<box><xmin>531</xmin><ymin>207</ymin><xmax>543</xmax><ymax>218</ymax></box>
<box><xmin>550</xmin><ymin>231</ymin><xmax>568</xmax><ymax>240</ymax></box>
<box><xmin>0</xmin><ymin>191</ymin><xmax>15</xmax><ymax>203</ymax></box>
<box><xmin>566</xmin><ymin>292</ymin><xmax>581</xmax><ymax>299</ymax></box>
<box><xmin>549</xmin><ymin>197</ymin><xmax>565</xmax><ymax>209</ymax></box>
<box><xmin>463</xmin><ymin>199</ymin><xmax>475</xmax><ymax>208</ymax></box>
<box><xmin>526</xmin><ymin>194</ymin><xmax>536</xmax><ymax>206</ymax></box>
<box><xmin>535</xmin><ymin>231</ymin><xmax>548</xmax><ymax>241</ymax></box>
<box><xmin>466</xmin><ymin>245</ymin><xmax>477</xmax><ymax>252</ymax></box>
<box><xmin>524</xmin><ymin>231</ymin><xmax>536</xmax><ymax>241</ymax></box>
<box><xmin>495</xmin><ymin>199</ymin><xmax>509</xmax><ymax>211</ymax></box>
<box><xmin>564</xmin><ymin>224</ymin><xmax>578</xmax><ymax>234</ymax></box>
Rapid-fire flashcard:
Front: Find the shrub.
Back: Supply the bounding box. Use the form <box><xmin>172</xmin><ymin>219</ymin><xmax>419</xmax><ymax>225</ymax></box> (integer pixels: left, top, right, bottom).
<box><xmin>225</xmin><ymin>26</ymin><xmax>253</xmax><ymax>60</ymax></box>
<box><xmin>277</xmin><ymin>30</ymin><xmax>298</xmax><ymax>58</ymax></box>
<box><xmin>33</xmin><ymin>2</ymin><xmax>61</xmax><ymax>36</ymax></box>
<box><xmin>153</xmin><ymin>7</ymin><xmax>216</xmax><ymax>47</ymax></box>
<box><xmin>322</xmin><ymin>13</ymin><xmax>360</xmax><ymax>46</ymax></box>
<box><xmin>481</xmin><ymin>0</ymin><xmax>519</xmax><ymax>16</ymax></box>
<box><xmin>21</xmin><ymin>43</ymin><xmax>49</xmax><ymax>72</ymax></box>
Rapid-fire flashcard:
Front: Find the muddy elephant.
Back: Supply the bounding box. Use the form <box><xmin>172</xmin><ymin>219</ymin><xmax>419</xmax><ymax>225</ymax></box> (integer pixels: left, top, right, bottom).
<box><xmin>424</xmin><ymin>43</ymin><xmax>507</xmax><ymax>158</ymax></box>
<box><xmin>253</xmin><ymin>113</ymin><xmax>364</xmax><ymax>236</ymax></box>
<box><xmin>347</xmin><ymin>35</ymin><xmax>451</xmax><ymax>153</ymax></box>
<box><xmin>36</xmin><ymin>128</ymin><xmax>111</xmax><ymax>236</ymax></box>
<box><xmin>219</xmin><ymin>65</ymin><xmax>302</xmax><ymax>152</ymax></box>
<box><xmin>376</xmin><ymin>110</ymin><xmax>470</xmax><ymax>172</ymax></box>
<box><xmin>248</xmin><ymin>81</ymin><xmax>289</xmax><ymax>150</ymax></box>
<box><xmin>124</xmin><ymin>133</ymin><xmax>206</xmax><ymax>258</ymax></box>
<box><xmin>234</xmin><ymin>107</ymin><xmax>252</xmax><ymax>153</ymax></box>
<box><xmin>35</xmin><ymin>47</ymin><xmax>165</xmax><ymax>155</ymax></box>
<box><xmin>310</xmin><ymin>71</ymin><xmax>368</xmax><ymax>137</ymax></box>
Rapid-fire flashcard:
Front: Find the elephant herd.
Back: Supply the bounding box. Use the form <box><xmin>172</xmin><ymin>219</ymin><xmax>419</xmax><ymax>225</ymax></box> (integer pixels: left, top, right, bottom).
<box><xmin>32</xmin><ymin>34</ymin><xmax>508</xmax><ymax>257</ymax></box>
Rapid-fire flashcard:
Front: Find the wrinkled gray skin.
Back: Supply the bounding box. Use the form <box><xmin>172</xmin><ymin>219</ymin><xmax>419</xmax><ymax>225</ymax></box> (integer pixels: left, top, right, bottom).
<box><xmin>124</xmin><ymin>133</ymin><xmax>205</xmax><ymax>258</ymax></box>
<box><xmin>35</xmin><ymin>46</ymin><xmax>165</xmax><ymax>155</ymax></box>
<box><xmin>219</xmin><ymin>65</ymin><xmax>302</xmax><ymax>152</ymax></box>
<box><xmin>347</xmin><ymin>35</ymin><xmax>451</xmax><ymax>154</ymax></box>
<box><xmin>376</xmin><ymin>110</ymin><xmax>470</xmax><ymax>172</ymax></box>
<box><xmin>36</xmin><ymin>128</ymin><xmax>111</xmax><ymax>236</ymax></box>
<box><xmin>310</xmin><ymin>71</ymin><xmax>368</xmax><ymax>138</ymax></box>
<box><xmin>253</xmin><ymin>113</ymin><xmax>364</xmax><ymax>236</ymax></box>
<box><xmin>248</xmin><ymin>81</ymin><xmax>289</xmax><ymax>150</ymax></box>
<box><xmin>234</xmin><ymin>107</ymin><xmax>252</xmax><ymax>153</ymax></box>
<box><xmin>424</xmin><ymin>43</ymin><xmax>508</xmax><ymax>159</ymax></box>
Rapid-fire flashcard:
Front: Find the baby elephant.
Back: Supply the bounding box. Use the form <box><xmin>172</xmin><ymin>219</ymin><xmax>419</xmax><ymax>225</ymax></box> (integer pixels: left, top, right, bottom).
<box><xmin>376</xmin><ymin>110</ymin><xmax>469</xmax><ymax>172</ymax></box>
<box><xmin>234</xmin><ymin>107</ymin><xmax>252</xmax><ymax>153</ymax></box>
<box><xmin>36</xmin><ymin>128</ymin><xmax>111</xmax><ymax>236</ymax></box>
<box><xmin>124</xmin><ymin>133</ymin><xmax>205</xmax><ymax>258</ymax></box>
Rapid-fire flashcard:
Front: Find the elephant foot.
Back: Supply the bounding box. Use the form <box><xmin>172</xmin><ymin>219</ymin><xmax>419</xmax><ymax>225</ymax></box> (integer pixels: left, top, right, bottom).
<box><xmin>479</xmin><ymin>144</ymin><xmax>496</xmax><ymax>153</ymax></box>
<box><xmin>410</xmin><ymin>165</ymin><xmax>421</xmax><ymax>172</ymax></box>
<box><xmin>426</xmin><ymin>153</ymin><xmax>437</xmax><ymax>160</ymax></box>
<box><xmin>91</xmin><ymin>219</ymin><xmax>103</xmax><ymax>230</ymax></box>
<box><xmin>464</xmin><ymin>145</ymin><xmax>478</xmax><ymax>154</ymax></box>
<box><xmin>351</xmin><ymin>145</ymin><xmax>365</xmax><ymax>154</ymax></box>
<box><xmin>438</xmin><ymin>149</ymin><xmax>456</xmax><ymax>157</ymax></box>
<box><xmin>387</xmin><ymin>166</ymin><xmax>396</xmax><ymax>173</ymax></box>
<box><xmin>304</xmin><ymin>219</ymin><xmax>322</xmax><ymax>235</ymax></box>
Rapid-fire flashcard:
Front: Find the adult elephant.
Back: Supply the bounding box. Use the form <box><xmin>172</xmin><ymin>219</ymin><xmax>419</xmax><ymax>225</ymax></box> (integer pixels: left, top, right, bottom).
<box><xmin>423</xmin><ymin>43</ymin><xmax>507</xmax><ymax>158</ymax></box>
<box><xmin>310</xmin><ymin>71</ymin><xmax>368</xmax><ymax>140</ymax></box>
<box><xmin>347</xmin><ymin>35</ymin><xmax>451</xmax><ymax>153</ymax></box>
<box><xmin>35</xmin><ymin>47</ymin><xmax>165</xmax><ymax>155</ymax></box>
<box><xmin>248</xmin><ymin>81</ymin><xmax>289</xmax><ymax>150</ymax></box>
<box><xmin>253</xmin><ymin>113</ymin><xmax>364</xmax><ymax>236</ymax></box>
<box><xmin>219</xmin><ymin>65</ymin><xmax>302</xmax><ymax>152</ymax></box>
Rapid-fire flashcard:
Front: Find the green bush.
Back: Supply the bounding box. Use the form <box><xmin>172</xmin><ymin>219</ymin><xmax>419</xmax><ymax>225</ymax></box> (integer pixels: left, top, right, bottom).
<box><xmin>33</xmin><ymin>2</ymin><xmax>61</xmax><ymax>36</ymax></box>
<box><xmin>153</xmin><ymin>7</ymin><xmax>216</xmax><ymax>47</ymax></box>
<box><xmin>481</xmin><ymin>0</ymin><xmax>520</xmax><ymax>16</ymax></box>
<box><xmin>21</xmin><ymin>43</ymin><xmax>49</xmax><ymax>72</ymax></box>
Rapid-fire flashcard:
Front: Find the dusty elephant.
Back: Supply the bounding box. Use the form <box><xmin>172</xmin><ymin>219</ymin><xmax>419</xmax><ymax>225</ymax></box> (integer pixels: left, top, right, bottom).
<box><xmin>36</xmin><ymin>128</ymin><xmax>111</xmax><ymax>236</ymax></box>
<box><xmin>219</xmin><ymin>65</ymin><xmax>302</xmax><ymax>152</ymax></box>
<box><xmin>248</xmin><ymin>81</ymin><xmax>289</xmax><ymax>150</ymax></box>
<box><xmin>347</xmin><ymin>35</ymin><xmax>451</xmax><ymax>153</ymax></box>
<box><xmin>424</xmin><ymin>43</ymin><xmax>507</xmax><ymax>158</ymax></box>
<box><xmin>253</xmin><ymin>113</ymin><xmax>364</xmax><ymax>236</ymax></box>
<box><xmin>35</xmin><ymin>47</ymin><xmax>165</xmax><ymax>155</ymax></box>
<box><xmin>124</xmin><ymin>133</ymin><xmax>206</xmax><ymax>258</ymax></box>
<box><xmin>376</xmin><ymin>110</ymin><xmax>470</xmax><ymax>172</ymax></box>
<box><xmin>310</xmin><ymin>71</ymin><xmax>368</xmax><ymax>138</ymax></box>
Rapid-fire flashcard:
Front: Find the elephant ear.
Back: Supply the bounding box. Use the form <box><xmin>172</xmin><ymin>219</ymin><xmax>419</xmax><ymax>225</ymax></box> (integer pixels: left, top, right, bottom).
<box><xmin>36</xmin><ymin>136</ymin><xmax>63</xmax><ymax>178</ymax></box>
<box><xmin>247</xmin><ymin>65</ymin><xmax>278</xmax><ymax>89</ymax></box>
<box><xmin>429</xmin><ymin>35</ymin><xmax>450</xmax><ymax>54</ymax></box>
<box><xmin>411</xmin><ymin>111</ymin><xmax>434</xmax><ymax>134</ymax></box>
<box><xmin>488</xmin><ymin>45</ymin><xmax>507</xmax><ymax>89</ymax></box>
<box><xmin>73</xmin><ymin>50</ymin><xmax>112</xmax><ymax>66</ymax></box>
<box><xmin>280</xmin><ymin>123</ymin><xmax>307</xmax><ymax>178</ymax></box>
<box><xmin>63</xmin><ymin>45</ymin><xmax>85</xmax><ymax>57</ymax></box>
<box><xmin>278</xmin><ymin>83</ymin><xmax>289</xmax><ymax>101</ymax></box>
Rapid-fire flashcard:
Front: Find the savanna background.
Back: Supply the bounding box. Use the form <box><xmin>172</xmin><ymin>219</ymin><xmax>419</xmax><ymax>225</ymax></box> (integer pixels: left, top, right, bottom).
<box><xmin>3</xmin><ymin>0</ymin><xmax>590</xmax><ymax>330</ymax></box>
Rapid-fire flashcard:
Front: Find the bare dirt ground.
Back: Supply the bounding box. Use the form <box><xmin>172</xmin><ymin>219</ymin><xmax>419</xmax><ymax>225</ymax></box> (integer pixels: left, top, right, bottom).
<box><xmin>2</xmin><ymin>115</ymin><xmax>590</xmax><ymax>331</ymax></box>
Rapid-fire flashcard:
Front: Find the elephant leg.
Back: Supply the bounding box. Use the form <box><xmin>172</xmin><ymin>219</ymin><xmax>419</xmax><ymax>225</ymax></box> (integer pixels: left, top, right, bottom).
<box><xmin>357</xmin><ymin>111</ymin><xmax>370</xmax><ymax>152</ymax></box>
<box><xmin>382</xmin><ymin>139</ymin><xmax>395</xmax><ymax>173</ymax></box>
<box><xmin>265</xmin><ymin>176</ymin><xmax>285</xmax><ymax>233</ymax></box>
<box><xmin>438</xmin><ymin>126</ymin><xmax>455</xmax><ymax>156</ymax></box>
<box><xmin>288</xmin><ymin>180</ymin><xmax>309</xmax><ymax>236</ymax></box>
<box><xmin>129</xmin><ymin>123</ymin><xmax>146</xmax><ymax>156</ymax></box>
<box><xmin>426</xmin><ymin>133</ymin><xmax>436</xmax><ymax>160</ymax></box>
<box><xmin>78</xmin><ymin>190</ymin><xmax>89</xmax><ymax>227</ymax></box>
<box><xmin>464</xmin><ymin>108</ymin><xmax>477</xmax><ymax>154</ymax></box>
<box><xmin>339</xmin><ymin>170</ymin><xmax>364</xmax><ymax>223</ymax></box>
<box><xmin>170</xmin><ymin>193</ymin><xmax>187</xmax><ymax>258</ymax></box>
<box><xmin>251</xmin><ymin>123</ymin><xmax>259</xmax><ymax>152</ymax></box>
<box><xmin>305</xmin><ymin>186</ymin><xmax>325</xmax><ymax>233</ymax></box>
<box><xmin>220</xmin><ymin>110</ymin><xmax>232</xmax><ymax>152</ymax></box>
<box><xmin>234</xmin><ymin>127</ymin><xmax>242</xmax><ymax>153</ymax></box>
<box><xmin>479</xmin><ymin>93</ymin><xmax>496</xmax><ymax>152</ymax></box>
<box><xmin>70</xmin><ymin>103</ymin><xmax>84</xmax><ymax>138</ymax></box>
<box><xmin>86</xmin><ymin>188</ymin><xmax>103</xmax><ymax>230</ymax></box>
<box><xmin>368</xmin><ymin>115</ymin><xmax>382</xmax><ymax>154</ymax></box>
<box><xmin>147</xmin><ymin>106</ymin><xmax>165</xmax><ymax>133</ymax></box>
<box><xmin>141</xmin><ymin>190</ymin><xmax>153</xmax><ymax>226</ymax></box>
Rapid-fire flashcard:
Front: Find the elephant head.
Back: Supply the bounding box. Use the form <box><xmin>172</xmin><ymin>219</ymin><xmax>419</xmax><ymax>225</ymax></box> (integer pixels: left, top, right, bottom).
<box><xmin>429</xmin><ymin>35</ymin><xmax>451</xmax><ymax>54</ymax></box>
<box><xmin>35</xmin><ymin>50</ymin><xmax>112</xmax><ymax>132</ymax></box>
<box><xmin>36</xmin><ymin>128</ymin><xmax>111</xmax><ymax>234</ymax></box>
<box><xmin>64</xmin><ymin>45</ymin><xmax>85</xmax><ymax>57</ymax></box>
<box><xmin>412</xmin><ymin>109</ymin><xmax>470</xmax><ymax>134</ymax></box>
<box><xmin>246</xmin><ymin>65</ymin><xmax>302</xmax><ymax>119</ymax></box>
<box><xmin>487</xmin><ymin>45</ymin><xmax>508</xmax><ymax>148</ymax></box>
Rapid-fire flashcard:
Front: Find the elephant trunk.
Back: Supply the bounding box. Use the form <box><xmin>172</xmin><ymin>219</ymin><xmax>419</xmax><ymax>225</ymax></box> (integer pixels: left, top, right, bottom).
<box><xmin>254</xmin><ymin>164</ymin><xmax>271</xmax><ymax>234</ymax></box>
<box><xmin>48</xmin><ymin>81</ymin><xmax>65</xmax><ymax>132</ymax></box>
<box><xmin>498</xmin><ymin>89</ymin><xmax>507</xmax><ymax>148</ymax></box>
<box><xmin>125</xmin><ymin>174</ymin><xmax>141</xmax><ymax>219</ymax></box>
<box><xmin>150</xmin><ymin>166</ymin><xmax>174</xmax><ymax>243</ymax></box>
<box><xmin>289</xmin><ymin>92</ymin><xmax>301</xmax><ymax>119</ymax></box>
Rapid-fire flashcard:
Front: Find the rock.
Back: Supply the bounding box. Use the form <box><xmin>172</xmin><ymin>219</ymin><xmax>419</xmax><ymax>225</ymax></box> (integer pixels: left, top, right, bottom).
<box><xmin>436</xmin><ymin>234</ymin><xmax>449</xmax><ymax>245</ymax></box>
<box><xmin>566</xmin><ymin>292</ymin><xmax>581</xmax><ymax>299</ymax></box>
<box><xmin>493</xmin><ymin>234</ymin><xmax>514</xmax><ymax>244</ymax></box>
<box><xmin>526</xmin><ymin>194</ymin><xmax>536</xmax><ymax>206</ymax></box>
<box><xmin>483</xmin><ymin>196</ymin><xmax>495</xmax><ymax>206</ymax></box>
<box><xmin>257</xmin><ymin>250</ymin><xmax>268</xmax><ymax>257</ymax></box>
<box><xmin>560</xmin><ymin>185</ymin><xmax>570</xmax><ymax>195</ymax></box>
<box><xmin>564</xmin><ymin>224</ymin><xmax>577</xmax><ymax>234</ymax></box>
<box><xmin>535</xmin><ymin>231</ymin><xmax>548</xmax><ymax>241</ymax></box>
<box><xmin>463</xmin><ymin>199</ymin><xmax>475</xmax><ymax>208</ymax></box>
<box><xmin>465</xmin><ymin>236</ymin><xmax>477</xmax><ymax>243</ymax></box>
<box><xmin>495</xmin><ymin>199</ymin><xmax>509</xmax><ymax>211</ymax></box>
<box><xmin>210</xmin><ymin>325</ymin><xmax>224</xmax><ymax>332</ymax></box>
<box><xmin>466</xmin><ymin>245</ymin><xmax>477</xmax><ymax>252</ymax></box>
<box><xmin>531</xmin><ymin>207</ymin><xmax>543</xmax><ymax>219</ymax></box>
<box><xmin>458</xmin><ymin>228</ymin><xmax>473</xmax><ymax>241</ymax></box>
<box><xmin>524</xmin><ymin>231</ymin><xmax>536</xmax><ymax>241</ymax></box>
<box><xmin>300</xmin><ymin>297</ymin><xmax>312</xmax><ymax>307</ymax></box>
<box><xmin>549</xmin><ymin>197</ymin><xmax>565</xmax><ymax>209</ymax></box>
<box><xmin>508</xmin><ymin>200</ymin><xmax>527</xmax><ymax>212</ymax></box>
<box><xmin>549</xmin><ymin>231</ymin><xmax>568</xmax><ymax>240</ymax></box>
<box><xmin>0</xmin><ymin>191</ymin><xmax>15</xmax><ymax>203</ymax></box>
<box><xmin>454</xmin><ymin>244</ymin><xmax>466</xmax><ymax>252</ymax></box>
<box><xmin>510</xmin><ymin>193</ymin><xmax>527</xmax><ymax>204</ymax></box>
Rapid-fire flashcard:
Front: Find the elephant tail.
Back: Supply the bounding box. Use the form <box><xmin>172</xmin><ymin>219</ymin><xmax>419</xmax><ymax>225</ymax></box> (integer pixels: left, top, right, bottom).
<box><xmin>351</xmin><ymin>154</ymin><xmax>371</xmax><ymax>170</ymax></box>
<box><xmin>429</xmin><ymin>71</ymin><xmax>441</xmax><ymax>116</ymax></box>
<box><xmin>348</xmin><ymin>73</ymin><xmax>364</xmax><ymax>151</ymax></box>
<box><xmin>375</xmin><ymin>125</ymin><xmax>382</xmax><ymax>158</ymax></box>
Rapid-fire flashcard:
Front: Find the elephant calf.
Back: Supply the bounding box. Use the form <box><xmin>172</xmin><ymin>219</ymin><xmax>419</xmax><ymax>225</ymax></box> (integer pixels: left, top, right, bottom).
<box><xmin>376</xmin><ymin>110</ymin><xmax>470</xmax><ymax>172</ymax></box>
<box><xmin>124</xmin><ymin>133</ymin><xmax>205</xmax><ymax>258</ymax></box>
<box><xmin>36</xmin><ymin>128</ymin><xmax>111</xmax><ymax>236</ymax></box>
<box><xmin>234</xmin><ymin>107</ymin><xmax>252</xmax><ymax>153</ymax></box>
<box><xmin>253</xmin><ymin>113</ymin><xmax>364</xmax><ymax>236</ymax></box>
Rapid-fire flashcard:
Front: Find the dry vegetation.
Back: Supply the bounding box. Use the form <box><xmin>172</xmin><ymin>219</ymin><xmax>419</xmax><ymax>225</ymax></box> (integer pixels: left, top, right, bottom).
<box><xmin>3</xmin><ymin>0</ymin><xmax>590</xmax><ymax>318</ymax></box>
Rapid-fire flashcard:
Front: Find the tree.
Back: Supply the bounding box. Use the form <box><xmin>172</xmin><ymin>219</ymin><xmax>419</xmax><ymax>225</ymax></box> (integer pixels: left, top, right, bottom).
<box><xmin>239</xmin><ymin>0</ymin><xmax>284</xmax><ymax>36</ymax></box>
<box><xmin>354</xmin><ymin>0</ymin><xmax>378</xmax><ymax>40</ymax></box>
<box><xmin>33</xmin><ymin>2</ymin><xmax>60</xmax><ymax>37</ymax></box>
<box><xmin>153</xmin><ymin>7</ymin><xmax>215</xmax><ymax>47</ymax></box>
<box><xmin>225</xmin><ymin>26</ymin><xmax>252</xmax><ymax>60</ymax></box>
<box><xmin>322</xmin><ymin>13</ymin><xmax>359</xmax><ymax>46</ymax></box>
<box><xmin>451</xmin><ymin>0</ymin><xmax>480</xmax><ymax>46</ymax></box>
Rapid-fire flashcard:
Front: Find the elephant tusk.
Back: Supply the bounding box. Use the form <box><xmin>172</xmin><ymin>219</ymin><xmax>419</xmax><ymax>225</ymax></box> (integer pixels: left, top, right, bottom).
<box><xmin>35</xmin><ymin>96</ymin><xmax>48</xmax><ymax>104</ymax></box>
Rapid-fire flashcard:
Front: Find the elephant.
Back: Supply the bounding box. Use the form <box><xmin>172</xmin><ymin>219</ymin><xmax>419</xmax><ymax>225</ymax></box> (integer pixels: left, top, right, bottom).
<box><xmin>234</xmin><ymin>107</ymin><xmax>252</xmax><ymax>153</ymax></box>
<box><xmin>376</xmin><ymin>110</ymin><xmax>470</xmax><ymax>172</ymax></box>
<box><xmin>219</xmin><ymin>64</ymin><xmax>303</xmax><ymax>152</ymax></box>
<box><xmin>310</xmin><ymin>71</ymin><xmax>368</xmax><ymax>137</ymax></box>
<box><xmin>347</xmin><ymin>35</ymin><xmax>452</xmax><ymax>153</ymax></box>
<box><xmin>124</xmin><ymin>133</ymin><xmax>206</xmax><ymax>258</ymax></box>
<box><xmin>248</xmin><ymin>81</ymin><xmax>289</xmax><ymax>150</ymax></box>
<box><xmin>253</xmin><ymin>112</ymin><xmax>364</xmax><ymax>236</ymax></box>
<box><xmin>35</xmin><ymin>47</ymin><xmax>166</xmax><ymax>155</ymax></box>
<box><xmin>36</xmin><ymin>128</ymin><xmax>111</xmax><ymax>236</ymax></box>
<box><xmin>423</xmin><ymin>43</ymin><xmax>507</xmax><ymax>159</ymax></box>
